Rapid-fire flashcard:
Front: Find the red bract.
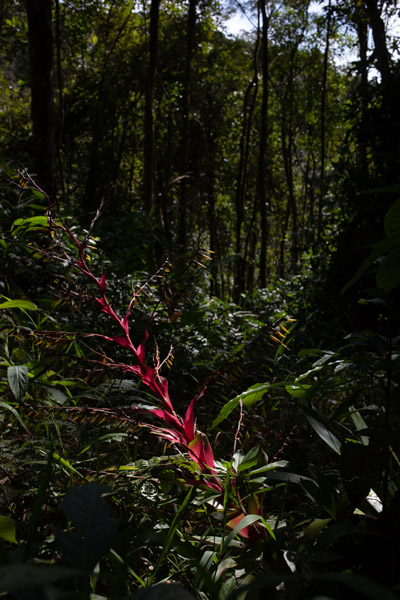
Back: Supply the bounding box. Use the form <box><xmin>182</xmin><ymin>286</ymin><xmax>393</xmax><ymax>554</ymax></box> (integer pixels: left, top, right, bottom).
<box><xmin>44</xmin><ymin>202</ymin><xmax>271</xmax><ymax>539</ymax></box>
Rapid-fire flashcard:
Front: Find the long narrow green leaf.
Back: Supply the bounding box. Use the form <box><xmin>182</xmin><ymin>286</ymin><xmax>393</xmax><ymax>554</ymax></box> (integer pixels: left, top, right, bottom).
<box><xmin>0</xmin><ymin>299</ymin><xmax>38</xmax><ymax>311</ymax></box>
<box><xmin>211</xmin><ymin>383</ymin><xmax>270</xmax><ymax>430</ymax></box>
<box><xmin>24</xmin><ymin>452</ymin><xmax>53</xmax><ymax>560</ymax></box>
<box><xmin>221</xmin><ymin>514</ymin><xmax>261</xmax><ymax>554</ymax></box>
<box><xmin>0</xmin><ymin>401</ymin><xmax>29</xmax><ymax>432</ymax></box>
<box><xmin>147</xmin><ymin>487</ymin><xmax>194</xmax><ymax>586</ymax></box>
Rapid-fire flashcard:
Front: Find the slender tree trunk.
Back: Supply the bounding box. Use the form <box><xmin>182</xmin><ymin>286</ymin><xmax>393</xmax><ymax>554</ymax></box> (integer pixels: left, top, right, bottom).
<box><xmin>282</xmin><ymin>44</ymin><xmax>299</xmax><ymax>272</ymax></box>
<box><xmin>233</xmin><ymin>45</ymin><xmax>259</xmax><ymax>303</ymax></box>
<box><xmin>317</xmin><ymin>0</ymin><xmax>331</xmax><ymax>242</ymax></box>
<box><xmin>356</xmin><ymin>15</ymin><xmax>370</xmax><ymax>181</ymax></box>
<box><xmin>26</xmin><ymin>0</ymin><xmax>56</xmax><ymax>199</ymax></box>
<box><xmin>177</xmin><ymin>0</ymin><xmax>196</xmax><ymax>250</ymax></box>
<box><xmin>144</xmin><ymin>0</ymin><xmax>160</xmax><ymax>214</ymax></box>
<box><xmin>257</xmin><ymin>0</ymin><xmax>270</xmax><ymax>289</ymax></box>
<box><xmin>364</xmin><ymin>0</ymin><xmax>391</xmax><ymax>87</ymax></box>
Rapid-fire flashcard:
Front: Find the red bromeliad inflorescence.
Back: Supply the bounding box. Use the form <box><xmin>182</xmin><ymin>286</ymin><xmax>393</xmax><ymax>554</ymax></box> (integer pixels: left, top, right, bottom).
<box><xmin>45</xmin><ymin>199</ymin><xmax>265</xmax><ymax>540</ymax></box>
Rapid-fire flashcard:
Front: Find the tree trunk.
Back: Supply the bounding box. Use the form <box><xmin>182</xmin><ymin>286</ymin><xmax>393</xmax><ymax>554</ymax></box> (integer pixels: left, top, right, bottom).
<box><xmin>233</xmin><ymin>53</ymin><xmax>259</xmax><ymax>303</ymax></box>
<box><xmin>177</xmin><ymin>0</ymin><xmax>197</xmax><ymax>251</ymax></box>
<box><xmin>364</xmin><ymin>0</ymin><xmax>391</xmax><ymax>86</ymax></box>
<box><xmin>144</xmin><ymin>0</ymin><xmax>160</xmax><ymax>214</ymax></box>
<box><xmin>257</xmin><ymin>0</ymin><xmax>270</xmax><ymax>289</ymax></box>
<box><xmin>26</xmin><ymin>0</ymin><xmax>56</xmax><ymax>199</ymax></box>
<box><xmin>356</xmin><ymin>14</ymin><xmax>370</xmax><ymax>181</ymax></box>
<box><xmin>317</xmin><ymin>0</ymin><xmax>331</xmax><ymax>242</ymax></box>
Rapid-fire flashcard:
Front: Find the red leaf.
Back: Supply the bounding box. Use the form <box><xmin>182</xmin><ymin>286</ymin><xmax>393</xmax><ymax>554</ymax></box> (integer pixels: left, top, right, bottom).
<box><xmin>150</xmin><ymin>408</ymin><xmax>184</xmax><ymax>434</ymax></box>
<box><xmin>183</xmin><ymin>397</ymin><xmax>196</xmax><ymax>442</ymax></box>
<box><xmin>129</xmin><ymin>364</ymin><xmax>173</xmax><ymax>412</ymax></box>
<box><xmin>136</xmin><ymin>330</ymin><xmax>149</xmax><ymax>362</ymax></box>
<box><xmin>183</xmin><ymin>387</ymin><xmax>206</xmax><ymax>443</ymax></box>
<box><xmin>110</xmin><ymin>335</ymin><xmax>132</xmax><ymax>350</ymax></box>
<box><xmin>121</xmin><ymin>313</ymin><xmax>130</xmax><ymax>336</ymax></box>
<box><xmin>98</xmin><ymin>273</ymin><xmax>106</xmax><ymax>294</ymax></box>
<box><xmin>188</xmin><ymin>432</ymin><xmax>215</xmax><ymax>472</ymax></box>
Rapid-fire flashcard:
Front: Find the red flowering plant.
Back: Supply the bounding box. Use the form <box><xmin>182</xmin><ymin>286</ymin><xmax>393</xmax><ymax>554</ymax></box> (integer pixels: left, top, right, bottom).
<box><xmin>23</xmin><ymin>178</ymin><xmax>291</xmax><ymax>542</ymax></box>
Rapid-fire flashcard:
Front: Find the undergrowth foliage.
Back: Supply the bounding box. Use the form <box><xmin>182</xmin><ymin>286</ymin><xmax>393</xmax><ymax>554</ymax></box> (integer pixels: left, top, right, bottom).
<box><xmin>1</xmin><ymin>173</ymin><xmax>400</xmax><ymax>600</ymax></box>
<box><xmin>40</xmin><ymin>177</ymin><xmax>294</xmax><ymax>541</ymax></box>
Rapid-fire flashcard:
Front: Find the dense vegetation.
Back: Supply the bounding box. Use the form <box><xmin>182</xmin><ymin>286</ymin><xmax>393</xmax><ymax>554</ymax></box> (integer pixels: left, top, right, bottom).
<box><xmin>1</xmin><ymin>0</ymin><xmax>400</xmax><ymax>598</ymax></box>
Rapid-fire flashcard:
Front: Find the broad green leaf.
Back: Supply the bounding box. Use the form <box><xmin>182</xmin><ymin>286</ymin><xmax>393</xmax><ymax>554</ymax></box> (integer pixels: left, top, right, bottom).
<box><xmin>303</xmin><ymin>518</ymin><xmax>331</xmax><ymax>542</ymax></box>
<box><xmin>349</xmin><ymin>405</ymin><xmax>369</xmax><ymax>446</ymax></box>
<box><xmin>0</xmin><ymin>516</ymin><xmax>17</xmax><ymax>543</ymax></box>
<box><xmin>11</xmin><ymin>215</ymin><xmax>49</xmax><ymax>235</ymax></box>
<box><xmin>236</xmin><ymin>572</ymin><xmax>398</xmax><ymax>600</ymax></box>
<box><xmin>341</xmin><ymin>236</ymin><xmax>400</xmax><ymax>294</ymax></box>
<box><xmin>211</xmin><ymin>383</ymin><xmax>270</xmax><ymax>430</ymax></box>
<box><xmin>55</xmin><ymin>483</ymin><xmax>120</xmax><ymax>571</ymax></box>
<box><xmin>306</xmin><ymin>414</ymin><xmax>342</xmax><ymax>455</ymax></box>
<box><xmin>7</xmin><ymin>365</ymin><xmax>29</xmax><ymax>401</ymax></box>
<box><xmin>222</xmin><ymin>514</ymin><xmax>262</xmax><ymax>552</ymax></box>
<box><xmin>384</xmin><ymin>197</ymin><xmax>400</xmax><ymax>237</ymax></box>
<box><xmin>128</xmin><ymin>583</ymin><xmax>195</xmax><ymax>599</ymax></box>
<box><xmin>0</xmin><ymin>565</ymin><xmax>80</xmax><ymax>592</ymax></box>
<box><xmin>248</xmin><ymin>459</ymin><xmax>289</xmax><ymax>476</ymax></box>
<box><xmin>285</xmin><ymin>383</ymin><xmax>311</xmax><ymax>398</ymax></box>
<box><xmin>45</xmin><ymin>386</ymin><xmax>68</xmax><ymax>405</ymax></box>
<box><xmin>0</xmin><ymin>299</ymin><xmax>38</xmax><ymax>311</ymax></box>
<box><xmin>376</xmin><ymin>246</ymin><xmax>400</xmax><ymax>292</ymax></box>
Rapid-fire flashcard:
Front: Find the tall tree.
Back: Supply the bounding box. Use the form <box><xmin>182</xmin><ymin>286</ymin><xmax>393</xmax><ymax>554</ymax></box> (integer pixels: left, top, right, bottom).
<box><xmin>177</xmin><ymin>0</ymin><xmax>197</xmax><ymax>250</ymax></box>
<box><xmin>26</xmin><ymin>0</ymin><xmax>56</xmax><ymax>198</ymax></box>
<box><xmin>257</xmin><ymin>0</ymin><xmax>270</xmax><ymax>288</ymax></box>
<box><xmin>144</xmin><ymin>0</ymin><xmax>160</xmax><ymax>214</ymax></box>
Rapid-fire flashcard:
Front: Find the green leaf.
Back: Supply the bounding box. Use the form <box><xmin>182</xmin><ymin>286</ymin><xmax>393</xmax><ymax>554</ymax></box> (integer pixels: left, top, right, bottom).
<box><xmin>341</xmin><ymin>236</ymin><xmax>400</xmax><ymax>294</ymax></box>
<box><xmin>11</xmin><ymin>215</ymin><xmax>49</xmax><ymax>235</ymax></box>
<box><xmin>0</xmin><ymin>565</ymin><xmax>80</xmax><ymax>593</ymax></box>
<box><xmin>0</xmin><ymin>299</ymin><xmax>38</xmax><ymax>311</ymax></box>
<box><xmin>55</xmin><ymin>483</ymin><xmax>120</xmax><ymax>572</ymax></box>
<box><xmin>305</xmin><ymin>414</ymin><xmax>342</xmax><ymax>455</ymax></box>
<box><xmin>303</xmin><ymin>518</ymin><xmax>331</xmax><ymax>542</ymax></box>
<box><xmin>376</xmin><ymin>246</ymin><xmax>400</xmax><ymax>292</ymax></box>
<box><xmin>221</xmin><ymin>514</ymin><xmax>262</xmax><ymax>553</ymax></box>
<box><xmin>0</xmin><ymin>401</ymin><xmax>29</xmax><ymax>432</ymax></box>
<box><xmin>128</xmin><ymin>583</ymin><xmax>195</xmax><ymax>599</ymax></box>
<box><xmin>285</xmin><ymin>383</ymin><xmax>311</xmax><ymax>398</ymax></box>
<box><xmin>0</xmin><ymin>516</ymin><xmax>17</xmax><ymax>543</ymax></box>
<box><xmin>7</xmin><ymin>365</ymin><xmax>29</xmax><ymax>401</ymax></box>
<box><xmin>384</xmin><ymin>197</ymin><xmax>400</xmax><ymax>237</ymax></box>
<box><xmin>211</xmin><ymin>383</ymin><xmax>269</xmax><ymax>430</ymax></box>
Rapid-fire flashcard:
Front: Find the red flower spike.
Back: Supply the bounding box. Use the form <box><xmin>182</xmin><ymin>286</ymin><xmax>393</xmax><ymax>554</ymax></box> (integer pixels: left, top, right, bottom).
<box><xmin>183</xmin><ymin>398</ymin><xmax>196</xmax><ymax>443</ymax></box>
<box><xmin>136</xmin><ymin>330</ymin><xmax>149</xmax><ymax>363</ymax></box>
<box><xmin>121</xmin><ymin>313</ymin><xmax>130</xmax><ymax>336</ymax></box>
<box><xmin>188</xmin><ymin>432</ymin><xmax>215</xmax><ymax>472</ymax></box>
<box><xmin>148</xmin><ymin>409</ymin><xmax>185</xmax><ymax>440</ymax></box>
<box><xmin>98</xmin><ymin>273</ymin><xmax>106</xmax><ymax>294</ymax></box>
<box><xmin>110</xmin><ymin>336</ymin><xmax>133</xmax><ymax>350</ymax></box>
<box><xmin>128</xmin><ymin>364</ymin><xmax>173</xmax><ymax>411</ymax></box>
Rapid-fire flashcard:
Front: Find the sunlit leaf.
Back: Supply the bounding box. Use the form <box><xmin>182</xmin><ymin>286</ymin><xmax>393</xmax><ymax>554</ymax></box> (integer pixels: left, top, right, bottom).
<box><xmin>211</xmin><ymin>383</ymin><xmax>270</xmax><ymax>430</ymax></box>
<box><xmin>0</xmin><ymin>299</ymin><xmax>38</xmax><ymax>311</ymax></box>
<box><xmin>0</xmin><ymin>516</ymin><xmax>17</xmax><ymax>543</ymax></box>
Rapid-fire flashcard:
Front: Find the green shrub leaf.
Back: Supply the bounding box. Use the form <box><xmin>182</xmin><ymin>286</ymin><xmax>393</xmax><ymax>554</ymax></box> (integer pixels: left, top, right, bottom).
<box><xmin>7</xmin><ymin>365</ymin><xmax>29</xmax><ymax>401</ymax></box>
<box><xmin>55</xmin><ymin>483</ymin><xmax>120</xmax><ymax>572</ymax></box>
<box><xmin>0</xmin><ymin>516</ymin><xmax>17</xmax><ymax>543</ymax></box>
<box><xmin>0</xmin><ymin>299</ymin><xmax>38</xmax><ymax>311</ymax></box>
